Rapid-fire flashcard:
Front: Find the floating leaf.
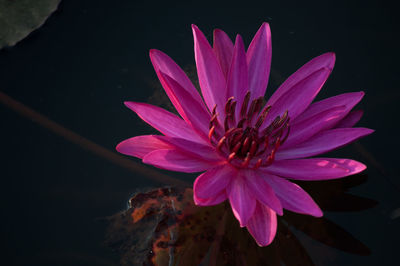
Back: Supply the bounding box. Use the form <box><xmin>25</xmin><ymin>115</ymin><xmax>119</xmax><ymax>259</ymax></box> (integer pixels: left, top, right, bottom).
<box><xmin>0</xmin><ymin>0</ymin><xmax>61</xmax><ymax>49</ymax></box>
<box><xmin>105</xmin><ymin>179</ymin><xmax>374</xmax><ymax>265</ymax></box>
<box><xmin>105</xmin><ymin>187</ymin><xmax>226</xmax><ymax>266</ymax></box>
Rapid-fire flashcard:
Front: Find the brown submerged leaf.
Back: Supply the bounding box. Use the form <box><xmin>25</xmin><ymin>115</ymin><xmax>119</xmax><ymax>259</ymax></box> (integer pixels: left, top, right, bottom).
<box><xmin>105</xmin><ymin>174</ymin><xmax>374</xmax><ymax>265</ymax></box>
<box><xmin>105</xmin><ymin>187</ymin><xmax>225</xmax><ymax>266</ymax></box>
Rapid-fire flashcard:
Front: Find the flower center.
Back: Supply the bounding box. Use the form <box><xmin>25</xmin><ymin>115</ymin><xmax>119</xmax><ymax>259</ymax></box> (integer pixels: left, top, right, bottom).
<box><xmin>208</xmin><ymin>91</ymin><xmax>290</xmax><ymax>169</ymax></box>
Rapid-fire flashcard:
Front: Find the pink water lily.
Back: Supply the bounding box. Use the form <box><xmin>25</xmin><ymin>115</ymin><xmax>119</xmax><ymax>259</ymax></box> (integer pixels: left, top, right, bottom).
<box><xmin>116</xmin><ymin>23</ymin><xmax>373</xmax><ymax>246</ymax></box>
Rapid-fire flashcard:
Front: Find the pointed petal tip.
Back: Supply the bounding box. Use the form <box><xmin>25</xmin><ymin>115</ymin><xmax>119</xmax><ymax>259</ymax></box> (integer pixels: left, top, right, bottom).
<box><xmin>353</xmin><ymin>161</ymin><xmax>367</xmax><ymax>173</ymax></box>
<box><xmin>213</xmin><ymin>29</ymin><xmax>222</xmax><ymax>40</ymax></box>
<box><xmin>293</xmin><ymin>208</ymin><xmax>323</xmax><ymax>218</ymax></box>
<box><xmin>335</xmin><ymin>158</ymin><xmax>367</xmax><ymax>175</ymax></box>
<box><xmin>234</xmin><ymin>35</ymin><xmax>246</xmax><ymax>55</ymax></box>
<box><xmin>322</xmin><ymin>51</ymin><xmax>335</xmax><ymax>59</ymax></box>
<box><xmin>345</xmin><ymin>90</ymin><xmax>365</xmax><ymax>98</ymax></box>
<box><xmin>310</xmin><ymin>52</ymin><xmax>336</xmax><ymax>71</ymax></box>
<box><xmin>149</xmin><ymin>49</ymin><xmax>167</xmax><ymax>61</ymax></box>
<box><xmin>314</xmin><ymin>209</ymin><xmax>324</xmax><ymax>218</ymax></box>
<box><xmin>233</xmin><ymin>34</ymin><xmax>245</xmax><ymax>52</ymax></box>
<box><xmin>115</xmin><ymin>139</ymin><xmax>136</xmax><ymax>155</ymax></box>
<box><xmin>253</xmin><ymin>22</ymin><xmax>272</xmax><ymax>40</ymax></box>
<box><xmin>322</xmin><ymin>52</ymin><xmax>336</xmax><ymax>69</ymax></box>
<box><xmin>246</xmin><ymin>204</ymin><xmax>277</xmax><ymax>246</ymax></box>
<box><xmin>232</xmin><ymin>208</ymin><xmax>251</xmax><ymax>227</ymax></box>
<box><xmin>305</xmin><ymin>204</ymin><xmax>323</xmax><ymax>217</ymax></box>
<box><xmin>350</xmin><ymin>91</ymin><xmax>365</xmax><ymax>103</ymax></box>
<box><xmin>326</xmin><ymin>51</ymin><xmax>336</xmax><ymax>57</ymax></box>
<box><xmin>254</xmin><ymin>237</ymin><xmax>274</xmax><ymax>247</ymax></box>
<box><xmin>191</xmin><ymin>24</ymin><xmax>200</xmax><ymax>33</ymax></box>
<box><xmin>149</xmin><ymin>48</ymin><xmax>156</xmax><ymax>55</ymax></box>
<box><xmin>260</xmin><ymin>22</ymin><xmax>271</xmax><ymax>31</ymax></box>
<box><xmin>237</xmin><ymin>215</ymin><xmax>249</xmax><ymax>227</ymax></box>
<box><xmin>358</xmin><ymin>127</ymin><xmax>375</xmax><ymax>136</ymax></box>
<box><xmin>123</xmin><ymin>101</ymin><xmax>135</xmax><ymax>109</ymax></box>
<box><xmin>235</xmin><ymin>34</ymin><xmax>244</xmax><ymax>42</ymax></box>
<box><xmin>115</xmin><ymin>135</ymin><xmax>171</xmax><ymax>159</ymax></box>
<box><xmin>115</xmin><ymin>141</ymin><xmax>124</xmax><ymax>153</ymax></box>
<box><xmin>149</xmin><ymin>48</ymin><xmax>162</xmax><ymax>59</ymax></box>
<box><xmin>255</xmin><ymin>241</ymin><xmax>266</xmax><ymax>247</ymax></box>
<box><xmin>115</xmin><ymin>140</ymin><xmax>135</xmax><ymax>157</ymax></box>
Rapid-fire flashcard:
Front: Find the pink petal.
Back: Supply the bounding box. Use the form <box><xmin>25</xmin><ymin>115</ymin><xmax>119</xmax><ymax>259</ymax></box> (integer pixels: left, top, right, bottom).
<box><xmin>262</xmin><ymin>174</ymin><xmax>323</xmax><ymax>217</ymax></box>
<box><xmin>143</xmin><ymin>149</ymin><xmax>218</xmax><ymax>173</ymax></box>
<box><xmin>228</xmin><ymin>175</ymin><xmax>256</xmax><ymax>227</ymax></box>
<box><xmin>165</xmin><ymin>137</ymin><xmax>223</xmax><ymax>163</ymax></box>
<box><xmin>116</xmin><ymin>135</ymin><xmax>171</xmax><ymax>159</ymax></box>
<box><xmin>245</xmin><ymin>170</ymin><xmax>283</xmax><ymax>215</ymax></box>
<box><xmin>246</xmin><ymin>22</ymin><xmax>272</xmax><ymax>99</ymax></box>
<box><xmin>124</xmin><ymin>102</ymin><xmax>206</xmax><ymax>144</ymax></box>
<box><xmin>213</xmin><ymin>29</ymin><xmax>234</xmax><ymax>78</ymax></box>
<box><xmin>159</xmin><ymin>72</ymin><xmax>211</xmax><ymax>138</ymax></box>
<box><xmin>149</xmin><ymin>49</ymin><xmax>205</xmax><ymax>109</ymax></box>
<box><xmin>336</xmin><ymin>110</ymin><xmax>364</xmax><ymax>128</ymax></box>
<box><xmin>226</xmin><ymin>35</ymin><xmax>248</xmax><ymax>121</ymax></box>
<box><xmin>193</xmin><ymin>164</ymin><xmax>234</xmax><ymax>199</ymax></box>
<box><xmin>294</xmin><ymin>91</ymin><xmax>364</xmax><ymax>125</ymax></box>
<box><xmin>246</xmin><ymin>202</ymin><xmax>277</xmax><ymax>247</ymax></box>
<box><xmin>263</xmin><ymin>158</ymin><xmax>367</xmax><ymax>180</ymax></box>
<box><xmin>276</xmin><ymin>128</ymin><xmax>374</xmax><ymax>160</ymax></box>
<box><xmin>282</xmin><ymin>105</ymin><xmax>346</xmax><ymax>147</ymax></box>
<box><xmin>194</xmin><ymin>190</ymin><xmax>227</xmax><ymax>206</ymax></box>
<box><xmin>192</xmin><ymin>25</ymin><xmax>227</xmax><ymax>118</ymax></box>
<box><xmin>267</xmin><ymin>52</ymin><xmax>335</xmax><ymax>106</ymax></box>
<box><xmin>261</xmin><ymin>68</ymin><xmax>331</xmax><ymax>129</ymax></box>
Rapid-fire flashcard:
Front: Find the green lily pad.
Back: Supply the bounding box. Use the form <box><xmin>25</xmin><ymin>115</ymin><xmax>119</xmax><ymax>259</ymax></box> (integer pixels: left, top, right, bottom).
<box><xmin>0</xmin><ymin>0</ymin><xmax>61</xmax><ymax>49</ymax></box>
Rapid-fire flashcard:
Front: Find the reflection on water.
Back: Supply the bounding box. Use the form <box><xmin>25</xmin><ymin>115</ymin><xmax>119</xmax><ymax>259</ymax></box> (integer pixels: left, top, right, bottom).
<box><xmin>105</xmin><ymin>174</ymin><xmax>376</xmax><ymax>265</ymax></box>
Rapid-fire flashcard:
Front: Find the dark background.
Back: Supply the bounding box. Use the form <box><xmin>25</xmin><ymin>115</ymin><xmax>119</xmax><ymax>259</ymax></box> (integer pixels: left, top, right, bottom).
<box><xmin>0</xmin><ymin>0</ymin><xmax>399</xmax><ymax>265</ymax></box>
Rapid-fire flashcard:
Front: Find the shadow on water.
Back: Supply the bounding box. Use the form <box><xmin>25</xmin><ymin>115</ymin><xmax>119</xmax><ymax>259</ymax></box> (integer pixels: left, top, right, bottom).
<box><xmin>105</xmin><ymin>174</ymin><xmax>377</xmax><ymax>266</ymax></box>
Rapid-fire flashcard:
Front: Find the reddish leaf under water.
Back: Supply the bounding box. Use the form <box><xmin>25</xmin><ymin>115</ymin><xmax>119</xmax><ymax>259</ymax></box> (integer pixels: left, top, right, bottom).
<box><xmin>105</xmin><ymin>187</ymin><xmax>226</xmax><ymax>265</ymax></box>
<box><xmin>105</xmin><ymin>177</ymin><xmax>374</xmax><ymax>266</ymax></box>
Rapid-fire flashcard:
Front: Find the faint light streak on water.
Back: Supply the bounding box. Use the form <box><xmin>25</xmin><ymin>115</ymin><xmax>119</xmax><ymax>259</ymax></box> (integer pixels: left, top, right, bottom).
<box><xmin>0</xmin><ymin>91</ymin><xmax>189</xmax><ymax>187</ymax></box>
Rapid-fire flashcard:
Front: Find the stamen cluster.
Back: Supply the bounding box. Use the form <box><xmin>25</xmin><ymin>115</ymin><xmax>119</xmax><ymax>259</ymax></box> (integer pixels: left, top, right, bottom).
<box><xmin>209</xmin><ymin>91</ymin><xmax>290</xmax><ymax>169</ymax></box>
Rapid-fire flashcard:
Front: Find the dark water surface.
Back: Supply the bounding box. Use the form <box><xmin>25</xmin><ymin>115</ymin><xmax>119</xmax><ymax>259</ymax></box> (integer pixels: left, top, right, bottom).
<box><xmin>1</xmin><ymin>0</ymin><xmax>399</xmax><ymax>265</ymax></box>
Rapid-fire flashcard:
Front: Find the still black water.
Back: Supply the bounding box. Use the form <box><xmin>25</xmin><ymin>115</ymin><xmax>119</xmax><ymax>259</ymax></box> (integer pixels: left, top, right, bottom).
<box><xmin>1</xmin><ymin>0</ymin><xmax>399</xmax><ymax>265</ymax></box>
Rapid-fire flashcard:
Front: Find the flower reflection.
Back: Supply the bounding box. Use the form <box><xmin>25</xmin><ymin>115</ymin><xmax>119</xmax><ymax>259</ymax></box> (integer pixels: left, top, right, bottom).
<box><xmin>105</xmin><ymin>174</ymin><xmax>376</xmax><ymax>265</ymax></box>
<box><xmin>116</xmin><ymin>23</ymin><xmax>373</xmax><ymax>245</ymax></box>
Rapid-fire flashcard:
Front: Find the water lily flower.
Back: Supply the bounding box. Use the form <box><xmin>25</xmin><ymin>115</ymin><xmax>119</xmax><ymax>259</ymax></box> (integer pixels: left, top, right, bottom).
<box><xmin>116</xmin><ymin>23</ymin><xmax>373</xmax><ymax>246</ymax></box>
